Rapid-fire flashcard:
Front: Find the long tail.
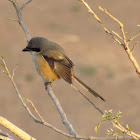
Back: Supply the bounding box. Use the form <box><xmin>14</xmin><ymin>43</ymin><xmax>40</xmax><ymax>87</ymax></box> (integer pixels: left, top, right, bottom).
<box><xmin>72</xmin><ymin>75</ymin><xmax>105</xmax><ymax>101</ymax></box>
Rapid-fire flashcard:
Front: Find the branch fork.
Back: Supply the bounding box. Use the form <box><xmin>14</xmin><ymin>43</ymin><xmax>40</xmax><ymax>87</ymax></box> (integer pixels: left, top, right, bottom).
<box><xmin>80</xmin><ymin>0</ymin><xmax>140</xmax><ymax>77</ymax></box>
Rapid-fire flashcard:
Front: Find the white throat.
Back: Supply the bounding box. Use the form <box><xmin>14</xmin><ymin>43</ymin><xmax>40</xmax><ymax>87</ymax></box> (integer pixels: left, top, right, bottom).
<box><xmin>30</xmin><ymin>51</ymin><xmax>40</xmax><ymax>72</ymax></box>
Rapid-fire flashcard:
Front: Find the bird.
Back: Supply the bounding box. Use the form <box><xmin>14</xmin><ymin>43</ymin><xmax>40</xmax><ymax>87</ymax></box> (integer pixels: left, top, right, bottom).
<box><xmin>22</xmin><ymin>37</ymin><xmax>105</xmax><ymax>101</ymax></box>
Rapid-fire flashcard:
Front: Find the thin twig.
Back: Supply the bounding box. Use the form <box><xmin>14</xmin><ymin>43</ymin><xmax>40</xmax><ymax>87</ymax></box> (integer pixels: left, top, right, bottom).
<box><xmin>128</xmin><ymin>30</ymin><xmax>140</xmax><ymax>43</ymax></box>
<box><xmin>112</xmin><ymin>31</ymin><xmax>122</xmax><ymax>40</ymax></box>
<box><xmin>8</xmin><ymin>18</ymin><xmax>18</xmax><ymax>22</ymax></box>
<box><xmin>1</xmin><ymin>57</ymin><xmax>73</xmax><ymax>139</ymax></box>
<box><xmin>79</xmin><ymin>0</ymin><xmax>140</xmax><ymax>77</ymax></box>
<box><xmin>12</xmin><ymin>64</ymin><xmax>18</xmax><ymax>80</ymax></box>
<box><xmin>98</xmin><ymin>6</ymin><xmax>140</xmax><ymax>77</ymax></box>
<box><xmin>130</xmin><ymin>41</ymin><xmax>138</xmax><ymax>52</ymax></box>
<box><xmin>1</xmin><ymin>57</ymin><xmax>42</xmax><ymax>128</ymax></box>
<box><xmin>79</xmin><ymin>0</ymin><xmax>123</xmax><ymax>46</ymax></box>
<box><xmin>98</xmin><ymin>6</ymin><xmax>123</xmax><ymax>26</ymax></box>
<box><xmin>111</xmin><ymin>119</ymin><xmax>140</xmax><ymax>139</ymax></box>
<box><xmin>101</xmin><ymin>111</ymin><xmax>140</xmax><ymax>140</ymax></box>
<box><xmin>0</xmin><ymin>129</ymin><xmax>14</xmax><ymax>140</ymax></box>
<box><xmin>20</xmin><ymin>0</ymin><xmax>32</xmax><ymax>11</ymax></box>
<box><xmin>8</xmin><ymin>0</ymin><xmax>31</xmax><ymax>42</ymax></box>
<box><xmin>98</xmin><ymin>6</ymin><xmax>126</xmax><ymax>47</ymax></box>
<box><xmin>0</xmin><ymin>135</ymin><xmax>13</xmax><ymax>140</ymax></box>
<box><xmin>24</xmin><ymin>98</ymin><xmax>45</xmax><ymax>122</ymax></box>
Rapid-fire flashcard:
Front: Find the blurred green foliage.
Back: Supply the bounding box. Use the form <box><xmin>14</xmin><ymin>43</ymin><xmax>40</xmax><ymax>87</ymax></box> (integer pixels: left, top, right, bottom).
<box><xmin>77</xmin><ymin>64</ymin><xmax>97</xmax><ymax>76</ymax></box>
<box><xmin>71</xmin><ymin>5</ymin><xmax>81</xmax><ymax>12</ymax></box>
<box><xmin>25</xmin><ymin>73</ymin><xmax>34</xmax><ymax>82</ymax></box>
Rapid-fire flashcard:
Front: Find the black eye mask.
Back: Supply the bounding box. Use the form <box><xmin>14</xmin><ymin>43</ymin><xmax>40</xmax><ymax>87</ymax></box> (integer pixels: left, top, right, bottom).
<box><xmin>22</xmin><ymin>47</ymin><xmax>40</xmax><ymax>52</ymax></box>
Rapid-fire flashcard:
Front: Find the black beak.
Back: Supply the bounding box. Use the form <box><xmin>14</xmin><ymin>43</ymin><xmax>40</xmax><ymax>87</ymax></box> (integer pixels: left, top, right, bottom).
<box><xmin>22</xmin><ymin>47</ymin><xmax>40</xmax><ymax>52</ymax></box>
<box><xmin>22</xmin><ymin>47</ymin><xmax>30</xmax><ymax>52</ymax></box>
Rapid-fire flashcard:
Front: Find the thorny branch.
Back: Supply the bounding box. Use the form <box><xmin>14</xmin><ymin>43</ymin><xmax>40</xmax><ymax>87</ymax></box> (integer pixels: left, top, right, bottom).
<box><xmin>79</xmin><ymin>0</ymin><xmax>140</xmax><ymax>77</ymax></box>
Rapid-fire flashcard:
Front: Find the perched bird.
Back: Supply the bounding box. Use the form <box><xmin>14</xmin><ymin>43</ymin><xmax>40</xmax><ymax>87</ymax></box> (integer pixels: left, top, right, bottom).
<box><xmin>22</xmin><ymin>37</ymin><xmax>105</xmax><ymax>101</ymax></box>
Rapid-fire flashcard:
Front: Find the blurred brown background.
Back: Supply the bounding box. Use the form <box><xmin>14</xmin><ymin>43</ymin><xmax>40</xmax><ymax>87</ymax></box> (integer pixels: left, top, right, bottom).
<box><xmin>0</xmin><ymin>0</ymin><xmax>140</xmax><ymax>139</ymax></box>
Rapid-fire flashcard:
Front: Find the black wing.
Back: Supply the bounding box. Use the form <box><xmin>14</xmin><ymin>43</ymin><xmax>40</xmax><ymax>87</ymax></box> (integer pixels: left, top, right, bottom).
<box><xmin>42</xmin><ymin>50</ymin><xmax>74</xmax><ymax>84</ymax></box>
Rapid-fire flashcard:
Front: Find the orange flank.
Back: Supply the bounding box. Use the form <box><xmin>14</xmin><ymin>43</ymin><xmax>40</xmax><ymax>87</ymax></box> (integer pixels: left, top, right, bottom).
<box><xmin>35</xmin><ymin>55</ymin><xmax>59</xmax><ymax>82</ymax></box>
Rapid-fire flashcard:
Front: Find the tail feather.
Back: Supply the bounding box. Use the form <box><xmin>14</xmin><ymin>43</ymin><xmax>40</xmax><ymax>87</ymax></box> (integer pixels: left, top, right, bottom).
<box><xmin>72</xmin><ymin>75</ymin><xmax>105</xmax><ymax>101</ymax></box>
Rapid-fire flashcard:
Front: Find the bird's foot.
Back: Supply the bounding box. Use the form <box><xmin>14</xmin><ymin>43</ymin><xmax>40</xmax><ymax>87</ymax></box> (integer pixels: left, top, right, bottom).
<box><xmin>44</xmin><ymin>82</ymin><xmax>52</xmax><ymax>90</ymax></box>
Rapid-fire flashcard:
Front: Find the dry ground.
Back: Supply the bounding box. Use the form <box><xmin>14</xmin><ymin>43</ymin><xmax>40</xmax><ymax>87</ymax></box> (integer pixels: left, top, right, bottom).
<box><xmin>0</xmin><ymin>0</ymin><xmax>140</xmax><ymax>139</ymax></box>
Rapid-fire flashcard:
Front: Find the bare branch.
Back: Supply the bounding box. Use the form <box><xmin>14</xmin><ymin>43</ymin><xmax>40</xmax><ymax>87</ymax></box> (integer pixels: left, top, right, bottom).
<box><xmin>128</xmin><ymin>30</ymin><xmax>140</xmax><ymax>43</ymax></box>
<box><xmin>12</xmin><ymin>64</ymin><xmax>18</xmax><ymax>80</ymax></box>
<box><xmin>1</xmin><ymin>55</ymin><xmax>136</xmax><ymax>140</ymax></box>
<box><xmin>0</xmin><ymin>129</ymin><xmax>14</xmax><ymax>140</ymax></box>
<box><xmin>1</xmin><ymin>57</ymin><xmax>43</xmax><ymax>122</ymax></box>
<box><xmin>2</xmin><ymin>57</ymin><xmax>135</xmax><ymax>140</ymax></box>
<box><xmin>8</xmin><ymin>0</ymin><xmax>31</xmax><ymax>42</ymax></box>
<box><xmin>101</xmin><ymin>110</ymin><xmax>140</xmax><ymax>140</ymax></box>
<box><xmin>1</xmin><ymin>57</ymin><xmax>73</xmax><ymax>139</ymax></box>
<box><xmin>112</xmin><ymin>31</ymin><xmax>123</xmax><ymax>40</ymax></box>
<box><xmin>79</xmin><ymin>0</ymin><xmax>123</xmax><ymax>46</ymax></box>
<box><xmin>0</xmin><ymin>116</ymin><xmax>36</xmax><ymax>140</ymax></box>
<box><xmin>98</xmin><ymin>6</ymin><xmax>140</xmax><ymax>77</ymax></box>
<box><xmin>130</xmin><ymin>41</ymin><xmax>138</xmax><ymax>52</ymax></box>
<box><xmin>79</xmin><ymin>0</ymin><xmax>140</xmax><ymax>77</ymax></box>
<box><xmin>20</xmin><ymin>0</ymin><xmax>32</xmax><ymax>11</ymax></box>
<box><xmin>98</xmin><ymin>6</ymin><xmax>127</xmax><ymax>48</ymax></box>
<box><xmin>0</xmin><ymin>135</ymin><xmax>13</xmax><ymax>140</ymax></box>
<box><xmin>98</xmin><ymin>6</ymin><xmax>120</xmax><ymax>24</ymax></box>
<box><xmin>45</xmin><ymin>85</ymin><xmax>80</xmax><ymax>139</ymax></box>
<box><xmin>111</xmin><ymin>119</ymin><xmax>140</xmax><ymax>139</ymax></box>
<box><xmin>25</xmin><ymin>98</ymin><xmax>45</xmax><ymax>122</ymax></box>
<box><xmin>8</xmin><ymin>18</ymin><xmax>18</xmax><ymax>22</ymax></box>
